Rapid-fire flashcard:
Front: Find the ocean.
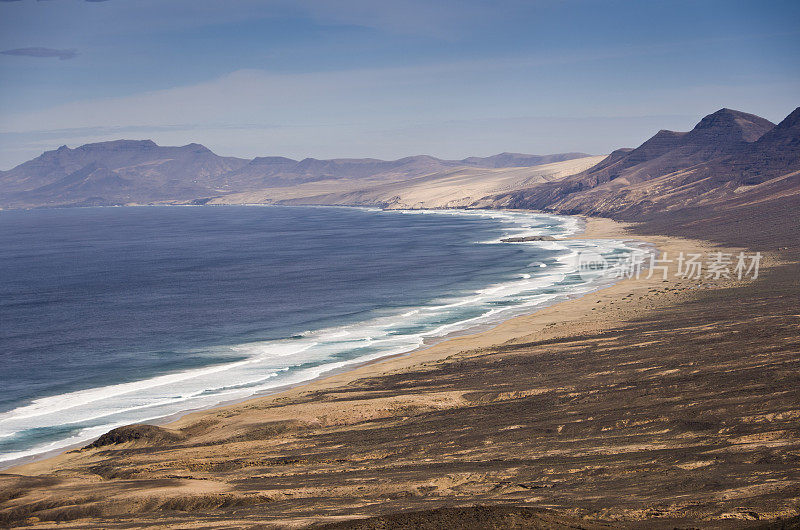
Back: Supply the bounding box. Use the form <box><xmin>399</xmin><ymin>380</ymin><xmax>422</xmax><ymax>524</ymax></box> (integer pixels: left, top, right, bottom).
<box><xmin>0</xmin><ymin>205</ymin><xmax>639</xmax><ymax>466</ymax></box>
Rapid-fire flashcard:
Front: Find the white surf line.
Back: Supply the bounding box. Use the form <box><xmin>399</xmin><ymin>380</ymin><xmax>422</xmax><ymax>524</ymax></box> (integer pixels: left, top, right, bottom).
<box><xmin>0</xmin><ymin>209</ymin><xmax>636</xmax><ymax>465</ymax></box>
<box><xmin>0</xmin><ymin>343</ymin><xmax>313</xmax><ymax>424</ymax></box>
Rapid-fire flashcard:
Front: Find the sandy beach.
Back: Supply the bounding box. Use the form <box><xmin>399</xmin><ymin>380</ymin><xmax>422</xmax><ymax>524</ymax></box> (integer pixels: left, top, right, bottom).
<box><xmin>3</xmin><ymin>213</ymin><xmax>796</xmax><ymax>528</ymax></box>
<box><xmin>1</xmin><ymin>2</ymin><xmax>798</xmax><ymax>526</ymax></box>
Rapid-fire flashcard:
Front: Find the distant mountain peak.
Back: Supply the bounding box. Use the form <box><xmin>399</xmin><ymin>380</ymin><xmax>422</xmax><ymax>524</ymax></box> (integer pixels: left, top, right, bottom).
<box><xmin>181</xmin><ymin>142</ymin><xmax>213</xmax><ymax>154</ymax></box>
<box><xmin>72</xmin><ymin>139</ymin><xmax>159</xmax><ymax>152</ymax></box>
<box><xmin>694</xmin><ymin>108</ymin><xmax>744</xmax><ymax>126</ymax></box>
<box><xmin>459</xmin><ymin>152</ymin><xmax>590</xmax><ymax>168</ymax></box>
<box><xmin>393</xmin><ymin>154</ymin><xmax>439</xmax><ymax>164</ymax></box>
<box><xmin>690</xmin><ymin>108</ymin><xmax>775</xmax><ymax>143</ymax></box>
<box><xmin>249</xmin><ymin>156</ymin><xmax>298</xmax><ymax>164</ymax></box>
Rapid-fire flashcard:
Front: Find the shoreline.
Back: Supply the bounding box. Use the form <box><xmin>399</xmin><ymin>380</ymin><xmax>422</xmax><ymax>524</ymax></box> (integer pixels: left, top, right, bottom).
<box><xmin>0</xmin><ymin>207</ymin><xmax>599</xmax><ymax>470</ymax></box>
<box><xmin>6</xmin><ymin>212</ymin><xmax>725</xmax><ymax>477</ymax></box>
<box><xmin>0</xmin><ymin>209</ymin><xmax>600</xmax><ymax>471</ymax></box>
<box><xmin>0</xmin><ymin>209</ymin><xmax>609</xmax><ymax>470</ymax></box>
<box><xmin>2</xmin><ymin>210</ymin><xmax>791</xmax><ymax>529</ymax></box>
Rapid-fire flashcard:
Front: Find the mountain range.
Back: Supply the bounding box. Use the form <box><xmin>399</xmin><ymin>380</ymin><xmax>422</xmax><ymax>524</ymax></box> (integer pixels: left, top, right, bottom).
<box><xmin>494</xmin><ymin>107</ymin><xmax>799</xmax><ymax>215</ymax></box>
<box><xmin>1</xmin><ymin>107</ymin><xmax>798</xmax><ymax>238</ymax></box>
<box><xmin>488</xmin><ymin>106</ymin><xmax>799</xmax><ymax>249</ymax></box>
<box><xmin>0</xmin><ymin>142</ymin><xmax>587</xmax><ymax>209</ymax></box>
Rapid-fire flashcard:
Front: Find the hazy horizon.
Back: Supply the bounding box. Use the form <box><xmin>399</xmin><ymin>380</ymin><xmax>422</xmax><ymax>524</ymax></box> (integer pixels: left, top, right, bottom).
<box><xmin>1</xmin><ymin>0</ymin><xmax>798</xmax><ymax>169</ymax></box>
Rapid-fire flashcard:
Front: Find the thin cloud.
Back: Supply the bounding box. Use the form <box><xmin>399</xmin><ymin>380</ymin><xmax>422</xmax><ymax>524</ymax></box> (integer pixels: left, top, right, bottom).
<box><xmin>1</xmin><ymin>47</ymin><xmax>77</xmax><ymax>60</ymax></box>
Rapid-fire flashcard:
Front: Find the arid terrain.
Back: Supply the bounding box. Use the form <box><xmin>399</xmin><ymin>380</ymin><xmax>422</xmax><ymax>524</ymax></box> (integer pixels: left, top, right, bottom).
<box><xmin>0</xmin><ymin>143</ymin><xmax>589</xmax><ymax>210</ymax></box>
<box><xmin>1</xmin><ymin>213</ymin><xmax>798</xmax><ymax>528</ymax></box>
<box><xmin>1</xmin><ymin>107</ymin><xmax>798</xmax><ymax>528</ymax></box>
<box><xmin>2</xmin><ymin>108</ymin><xmax>796</xmax><ymax>219</ymax></box>
<box><xmin>206</xmin><ymin>156</ymin><xmax>606</xmax><ymax>210</ymax></box>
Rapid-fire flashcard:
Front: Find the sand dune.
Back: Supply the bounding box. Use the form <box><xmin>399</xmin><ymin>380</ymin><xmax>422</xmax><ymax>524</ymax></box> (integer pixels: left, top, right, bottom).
<box><xmin>207</xmin><ymin>155</ymin><xmax>606</xmax><ymax>209</ymax></box>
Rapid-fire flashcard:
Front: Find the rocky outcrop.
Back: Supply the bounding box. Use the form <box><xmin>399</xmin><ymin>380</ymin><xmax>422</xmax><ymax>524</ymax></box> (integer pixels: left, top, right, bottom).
<box><xmin>83</xmin><ymin>424</ymin><xmax>185</xmax><ymax>449</ymax></box>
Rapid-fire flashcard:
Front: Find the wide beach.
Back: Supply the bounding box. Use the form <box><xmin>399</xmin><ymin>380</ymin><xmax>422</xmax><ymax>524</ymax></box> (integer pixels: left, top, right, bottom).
<box><xmin>4</xmin><ymin>213</ymin><xmax>796</xmax><ymax>528</ymax></box>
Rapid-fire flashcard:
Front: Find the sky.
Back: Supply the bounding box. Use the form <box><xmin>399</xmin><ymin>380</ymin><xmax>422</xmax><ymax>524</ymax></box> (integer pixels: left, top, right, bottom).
<box><xmin>0</xmin><ymin>0</ymin><xmax>798</xmax><ymax>169</ymax></box>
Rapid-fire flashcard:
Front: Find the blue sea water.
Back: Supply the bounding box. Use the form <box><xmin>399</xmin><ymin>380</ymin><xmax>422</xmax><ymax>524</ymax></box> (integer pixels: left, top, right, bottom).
<box><xmin>0</xmin><ymin>205</ymin><xmax>637</xmax><ymax>465</ymax></box>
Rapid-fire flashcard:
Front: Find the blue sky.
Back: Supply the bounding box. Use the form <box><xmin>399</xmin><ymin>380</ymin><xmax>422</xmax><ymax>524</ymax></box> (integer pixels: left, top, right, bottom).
<box><xmin>0</xmin><ymin>0</ymin><xmax>798</xmax><ymax>169</ymax></box>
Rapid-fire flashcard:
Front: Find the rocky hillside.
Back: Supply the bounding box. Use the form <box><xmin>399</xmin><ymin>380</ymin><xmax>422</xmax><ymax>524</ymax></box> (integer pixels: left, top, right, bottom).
<box><xmin>493</xmin><ymin>107</ymin><xmax>799</xmax><ymax>221</ymax></box>
<box><xmin>0</xmin><ymin>140</ymin><xmax>249</xmax><ymax>207</ymax></box>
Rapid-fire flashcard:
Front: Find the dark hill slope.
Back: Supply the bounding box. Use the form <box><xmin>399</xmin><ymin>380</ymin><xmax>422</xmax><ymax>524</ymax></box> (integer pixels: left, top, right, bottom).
<box><xmin>495</xmin><ymin>107</ymin><xmax>794</xmax><ymax>220</ymax></box>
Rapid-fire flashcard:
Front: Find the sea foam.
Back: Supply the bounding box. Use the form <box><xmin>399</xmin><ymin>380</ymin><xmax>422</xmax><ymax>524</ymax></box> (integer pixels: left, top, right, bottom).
<box><xmin>0</xmin><ymin>208</ymin><xmax>645</xmax><ymax>466</ymax></box>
